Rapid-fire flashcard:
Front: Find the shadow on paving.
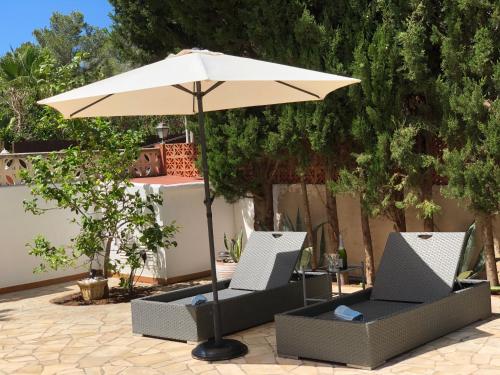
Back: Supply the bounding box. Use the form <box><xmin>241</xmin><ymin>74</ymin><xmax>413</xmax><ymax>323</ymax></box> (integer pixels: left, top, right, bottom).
<box><xmin>241</xmin><ymin>316</ymin><xmax>495</xmax><ymax>370</ymax></box>
<box><xmin>0</xmin><ymin>308</ymin><xmax>14</xmax><ymax>321</ymax></box>
<box><xmin>383</xmin><ymin>323</ymin><xmax>493</xmax><ymax>366</ymax></box>
<box><xmin>0</xmin><ymin>283</ymin><xmax>77</xmax><ymax>303</ymax></box>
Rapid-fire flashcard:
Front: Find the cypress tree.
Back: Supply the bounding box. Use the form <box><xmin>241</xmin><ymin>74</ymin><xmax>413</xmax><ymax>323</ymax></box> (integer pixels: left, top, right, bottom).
<box><xmin>438</xmin><ymin>0</ymin><xmax>499</xmax><ymax>286</ymax></box>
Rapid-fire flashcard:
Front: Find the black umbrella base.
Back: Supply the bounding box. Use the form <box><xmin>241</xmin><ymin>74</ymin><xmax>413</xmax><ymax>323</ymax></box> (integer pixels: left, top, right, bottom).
<box><xmin>192</xmin><ymin>338</ymin><xmax>248</xmax><ymax>361</ymax></box>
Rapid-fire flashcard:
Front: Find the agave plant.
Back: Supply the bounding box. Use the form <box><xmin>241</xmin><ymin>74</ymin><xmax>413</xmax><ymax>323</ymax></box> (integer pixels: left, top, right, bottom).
<box><xmin>457</xmin><ymin>222</ymin><xmax>485</xmax><ymax>280</ymax></box>
<box><xmin>224</xmin><ymin>230</ymin><xmax>244</xmax><ymax>263</ymax></box>
<box><xmin>280</xmin><ymin>208</ymin><xmax>327</xmax><ymax>270</ymax></box>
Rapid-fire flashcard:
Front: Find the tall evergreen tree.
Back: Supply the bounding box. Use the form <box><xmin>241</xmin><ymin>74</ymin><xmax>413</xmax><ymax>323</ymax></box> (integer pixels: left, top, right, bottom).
<box><xmin>437</xmin><ymin>0</ymin><xmax>499</xmax><ymax>286</ymax></box>
<box><xmin>397</xmin><ymin>0</ymin><xmax>443</xmax><ymax>231</ymax></box>
<box><xmin>345</xmin><ymin>2</ymin><xmax>410</xmax><ymax>232</ymax></box>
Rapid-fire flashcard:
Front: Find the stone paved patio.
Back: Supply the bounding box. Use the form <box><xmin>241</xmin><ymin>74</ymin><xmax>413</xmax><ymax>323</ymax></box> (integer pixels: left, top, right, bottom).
<box><xmin>0</xmin><ymin>280</ymin><xmax>499</xmax><ymax>375</ymax></box>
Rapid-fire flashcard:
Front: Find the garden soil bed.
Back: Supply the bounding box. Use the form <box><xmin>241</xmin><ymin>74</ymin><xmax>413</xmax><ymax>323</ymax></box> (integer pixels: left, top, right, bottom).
<box><xmin>51</xmin><ymin>280</ymin><xmax>209</xmax><ymax>306</ymax></box>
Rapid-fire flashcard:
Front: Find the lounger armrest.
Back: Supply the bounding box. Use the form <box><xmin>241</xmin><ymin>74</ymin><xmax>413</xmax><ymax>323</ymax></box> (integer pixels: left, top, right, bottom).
<box><xmin>138</xmin><ymin>279</ymin><xmax>231</xmax><ymax>303</ymax></box>
<box><xmin>280</xmin><ymin>288</ymin><xmax>372</xmax><ymax>317</ymax></box>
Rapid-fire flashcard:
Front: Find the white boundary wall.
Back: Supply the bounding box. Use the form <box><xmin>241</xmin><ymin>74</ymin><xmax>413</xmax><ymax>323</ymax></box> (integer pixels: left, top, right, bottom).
<box><xmin>111</xmin><ymin>182</ymin><xmax>253</xmax><ymax>281</ymax></box>
<box><xmin>274</xmin><ymin>184</ymin><xmax>500</xmax><ymax>270</ymax></box>
<box><xmin>0</xmin><ymin>182</ymin><xmax>253</xmax><ymax>291</ymax></box>
<box><xmin>0</xmin><ymin>186</ymin><xmax>81</xmax><ymax>290</ymax></box>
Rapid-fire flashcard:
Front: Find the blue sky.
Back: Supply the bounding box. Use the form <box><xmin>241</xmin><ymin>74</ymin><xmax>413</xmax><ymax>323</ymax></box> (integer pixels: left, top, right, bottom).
<box><xmin>0</xmin><ymin>0</ymin><xmax>113</xmax><ymax>55</ymax></box>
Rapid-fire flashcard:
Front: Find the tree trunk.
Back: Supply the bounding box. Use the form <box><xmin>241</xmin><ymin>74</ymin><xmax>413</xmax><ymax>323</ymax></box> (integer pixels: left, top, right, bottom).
<box><xmin>418</xmin><ymin>132</ymin><xmax>434</xmax><ymax>232</ymax></box>
<box><xmin>477</xmin><ymin>212</ymin><xmax>499</xmax><ymax>287</ymax></box>
<box><xmin>253</xmin><ymin>182</ymin><xmax>274</xmax><ymax>230</ymax></box>
<box><xmin>393</xmin><ymin>209</ymin><xmax>407</xmax><ymax>232</ymax></box>
<box><xmin>300</xmin><ymin>177</ymin><xmax>317</xmax><ymax>269</ymax></box>
<box><xmin>360</xmin><ymin>198</ymin><xmax>375</xmax><ymax>285</ymax></box>
<box><xmin>102</xmin><ymin>237</ymin><xmax>113</xmax><ymax>297</ymax></box>
<box><xmin>128</xmin><ymin>272</ymin><xmax>134</xmax><ymax>296</ymax></box>
<box><xmin>324</xmin><ymin>161</ymin><xmax>340</xmax><ymax>254</ymax></box>
<box><xmin>392</xmin><ymin>191</ymin><xmax>407</xmax><ymax>232</ymax></box>
<box><xmin>421</xmin><ymin>170</ymin><xmax>434</xmax><ymax>231</ymax></box>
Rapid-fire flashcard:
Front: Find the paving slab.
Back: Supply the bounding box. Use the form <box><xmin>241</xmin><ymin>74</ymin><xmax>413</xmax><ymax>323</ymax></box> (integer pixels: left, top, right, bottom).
<box><xmin>0</xmin><ymin>280</ymin><xmax>498</xmax><ymax>374</ymax></box>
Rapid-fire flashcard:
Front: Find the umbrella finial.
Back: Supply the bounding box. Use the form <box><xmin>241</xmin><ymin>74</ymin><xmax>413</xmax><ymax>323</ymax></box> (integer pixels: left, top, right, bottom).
<box><xmin>166</xmin><ymin>49</ymin><xmax>223</xmax><ymax>59</ymax></box>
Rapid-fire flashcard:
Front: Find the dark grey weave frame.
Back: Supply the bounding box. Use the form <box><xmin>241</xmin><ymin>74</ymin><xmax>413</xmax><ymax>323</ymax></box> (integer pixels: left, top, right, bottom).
<box><xmin>132</xmin><ymin>274</ymin><xmax>331</xmax><ymax>342</ymax></box>
<box><xmin>275</xmin><ymin>280</ymin><xmax>491</xmax><ymax>369</ymax></box>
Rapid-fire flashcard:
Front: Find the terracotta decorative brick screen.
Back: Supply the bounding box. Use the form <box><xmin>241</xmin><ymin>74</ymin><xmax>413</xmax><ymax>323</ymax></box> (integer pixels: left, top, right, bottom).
<box><xmin>131</xmin><ymin>148</ymin><xmax>163</xmax><ymax>178</ymax></box>
<box><xmin>163</xmin><ymin>143</ymin><xmax>201</xmax><ymax>178</ymax></box>
<box><xmin>0</xmin><ymin>153</ymin><xmax>35</xmax><ymax>186</ymax></box>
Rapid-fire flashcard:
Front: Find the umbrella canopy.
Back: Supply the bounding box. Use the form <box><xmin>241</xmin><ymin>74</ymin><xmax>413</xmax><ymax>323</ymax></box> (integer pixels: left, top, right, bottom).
<box><xmin>38</xmin><ymin>49</ymin><xmax>359</xmax><ymax>117</ymax></box>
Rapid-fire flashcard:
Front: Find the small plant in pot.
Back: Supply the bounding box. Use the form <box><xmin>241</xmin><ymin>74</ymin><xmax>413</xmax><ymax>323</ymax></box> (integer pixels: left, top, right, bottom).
<box><xmin>23</xmin><ymin>120</ymin><xmax>178</xmax><ymax>301</ymax></box>
<box><xmin>216</xmin><ymin>231</ymin><xmax>243</xmax><ymax>280</ymax></box>
<box><xmin>77</xmin><ymin>267</ymin><xmax>108</xmax><ymax>301</ymax></box>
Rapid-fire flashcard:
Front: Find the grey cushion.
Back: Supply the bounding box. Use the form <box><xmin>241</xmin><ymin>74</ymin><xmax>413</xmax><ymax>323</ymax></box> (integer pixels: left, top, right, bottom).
<box><xmin>167</xmin><ymin>288</ymin><xmax>253</xmax><ymax>306</ymax></box>
<box><xmin>229</xmin><ymin>231</ymin><xmax>306</xmax><ymax>291</ymax></box>
<box><xmin>317</xmin><ymin>300</ymin><xmax>418</xmax><ymax>322</ymax></box>
<box><xmin>371</xmin><ymin>232</ymin><xmax>466</xmax><ymax>303</ymax></box>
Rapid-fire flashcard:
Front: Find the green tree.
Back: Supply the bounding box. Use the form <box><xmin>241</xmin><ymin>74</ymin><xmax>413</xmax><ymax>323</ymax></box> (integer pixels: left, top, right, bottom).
<box><xmin>0</xmin><ymin>43</ymin><xmax>89</xmax><ymax>144</ymax></box>
<box><xmin>0</xmin><ymin>11</ymin><xmax>151</xmax><ymax>146</ymax></box>
<box><xmin>23</xmin><ymin>120</ymin><xmax>178</xmax><ymax>294</ymax></box>
<box><xmin>203</xmin><ymin>109</ymin><xmax>282</xmax><ymax>230</ymax></box>
<box><xmin>437</xmin><ymin>0</ymin><xmax>499</xmax><ymax>286</ymax></box>
<box><xmin>0</xmin><ymin>44</ymin><xmax>43</xmax><ymax>143</ymax></box>
<box><xmin>340</xmin><ymin>1</ymin><xmax>442</xmax><ymax>235</ymax></box>
<box><xmin>396</xmin><ymin>0</ymin><xmax>443</xmax><ymax>231</ymax></box>
<box><xmin>34</xmin><ymin>11</ymin><xmax>126</xmax><ymax>78</ymax></box>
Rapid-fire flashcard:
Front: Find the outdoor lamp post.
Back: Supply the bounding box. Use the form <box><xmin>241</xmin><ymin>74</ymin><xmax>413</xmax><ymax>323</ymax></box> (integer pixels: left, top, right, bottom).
<box><xmin>156</xmin><ymin>122</ymin><xmax>169</xmax><ymax>143</ymax></box>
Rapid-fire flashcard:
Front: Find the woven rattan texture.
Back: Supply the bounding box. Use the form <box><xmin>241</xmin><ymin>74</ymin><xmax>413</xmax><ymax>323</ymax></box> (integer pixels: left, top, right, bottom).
<box><xmin>132</xmin><ymin>274</ymin><xmax>331</xmax><ymax>342</ymax></box>
<box><xmin>275</xmin><ymin>281</ymin><xmax>491</xmax><ymax>369</ymax></box>
<box><xmin>317</xmin><ymin>300</ymin><xmax>417</xmax><ymax>322</ymax></box>
<box><xmin>371</xmin><ymin>232</ymin><xmax>466</xmax><ymax>303</ymax></box>
<box><xmin>229</xmin><ymin>231</ymin><xmax>306</xmax><ymax>291</ymax></box>
<box><xmin>168</xmin><ymin>288</ymin><xmax>252</xmax><ymax>306</ymax></box>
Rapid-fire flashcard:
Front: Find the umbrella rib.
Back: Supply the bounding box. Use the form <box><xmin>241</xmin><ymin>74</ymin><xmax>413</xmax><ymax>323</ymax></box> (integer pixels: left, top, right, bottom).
<box><xmin>173</xmin><ymin>84</ymin><xmax>195</xmax><ymax>96</ymax></box>
<box><xmin>69</xmin><ymin>94</ymin><xmax>114</xmax><ymax>118</ymax></box>
<box><xmin>275</xmin><ymin>81</ymin><xmax>320</xmax><ymax>99</ymax></box>
<box><xmin>202</xmin><ymin>81</ymin><xmax>225</xmax><ymax>96</ymax></box>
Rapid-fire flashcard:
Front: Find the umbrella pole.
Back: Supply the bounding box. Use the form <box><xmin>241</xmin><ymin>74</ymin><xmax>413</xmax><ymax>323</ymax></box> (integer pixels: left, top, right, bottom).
<box><xmin>191</xmin><ymin>81</ymin><xmax>248</xmax><ymax>361</ymax></box>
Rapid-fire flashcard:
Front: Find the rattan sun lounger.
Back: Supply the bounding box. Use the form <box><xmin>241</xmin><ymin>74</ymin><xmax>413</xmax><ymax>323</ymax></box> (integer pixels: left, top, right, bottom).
<box><xmin>275</xmin><ymin>232</ymin><xmax>492</xmax><ymax>369</ymax></box>
<box><xmin>131</xmin><ymin>231</ymin><xmax>332</xmax><ymax>342</ymax></box>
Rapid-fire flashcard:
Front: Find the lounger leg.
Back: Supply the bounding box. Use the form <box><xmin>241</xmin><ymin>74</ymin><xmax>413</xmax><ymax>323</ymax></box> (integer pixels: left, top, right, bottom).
<box><xmin>277</xmin><ymin>353</ymin><xmax>299</xmax><ymax>360</ymax></box>
<box><xmin>347</xmin><ymin>361</ymin><xmax>385</xmax><ymax>370</ymax></box>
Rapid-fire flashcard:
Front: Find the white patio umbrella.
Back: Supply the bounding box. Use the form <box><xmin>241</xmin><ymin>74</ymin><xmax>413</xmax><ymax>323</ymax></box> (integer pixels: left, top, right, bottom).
<box><xmin>38</xmin><ymin>49</ymin><xmax>360</xmax><ymax>361</ymax></box>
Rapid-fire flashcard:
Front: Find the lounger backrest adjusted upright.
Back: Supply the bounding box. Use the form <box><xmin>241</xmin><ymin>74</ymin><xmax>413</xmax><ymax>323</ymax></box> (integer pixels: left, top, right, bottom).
<box><xmin>229</xmin><ymin>231</ymin><xmax>307</xmax><ymax>291</ymax></box>
<box><xmin>371</xmin><ymin>232</ymin><xmax>466</xmax><ymax>303</ymax></box>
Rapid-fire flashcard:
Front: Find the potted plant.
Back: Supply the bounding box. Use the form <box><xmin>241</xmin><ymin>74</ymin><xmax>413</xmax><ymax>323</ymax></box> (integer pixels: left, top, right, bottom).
<box><xmin>23</xmin><ymin>120</ymin><xmax>178</xmax><ymax>300</ymax></box>
<box><xmin>77</xmin><ymin>268</ymin><xmax>108</xmax><ymax>301</ymax></box>
<box><xmin>216</xmin><ymin>231</ymin><xmax>243</xmax><ymax>279</ymax></box>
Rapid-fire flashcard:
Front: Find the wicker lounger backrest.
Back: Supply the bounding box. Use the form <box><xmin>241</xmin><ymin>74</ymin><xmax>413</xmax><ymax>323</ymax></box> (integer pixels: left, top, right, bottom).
<box><xmin>229</xmin><ymin>231</ymin><xmax>307</xmax><ymax>291</ymax></box>
<box><xmin>371</xmin><ymin>232</ymin><xmax>466</xmax><ymax>303</ymax></box>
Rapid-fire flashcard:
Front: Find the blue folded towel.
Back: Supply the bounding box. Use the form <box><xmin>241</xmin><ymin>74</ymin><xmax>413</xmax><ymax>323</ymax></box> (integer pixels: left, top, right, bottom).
<box><xmin>191</xmin><ymin>294</ymin><xmax>208</xmax><ymax>306</ymax></box>
<box><xmin>334</xmin><ymin>305</ymin><xmax>364</xmax><ymax>321</ymax></box>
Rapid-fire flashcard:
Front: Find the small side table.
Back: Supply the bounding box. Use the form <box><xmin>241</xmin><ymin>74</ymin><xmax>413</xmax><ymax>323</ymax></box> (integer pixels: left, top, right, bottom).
<box><xmin>301</xmin><ymin>262</ymin><xmax>365</xmax><ymax>306</ymax></box>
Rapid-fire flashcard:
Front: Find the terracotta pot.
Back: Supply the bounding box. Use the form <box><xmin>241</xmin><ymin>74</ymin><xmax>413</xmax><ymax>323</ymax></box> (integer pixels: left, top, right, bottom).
<box><xmin>215</xmin><ymin>261</ymin><xmax>237</xmax><ymax>280</ymax></box>
<box><xmin>77</xmin><ymin>278</ymin><xmax>108</xmax><ymax>301</ymax></box>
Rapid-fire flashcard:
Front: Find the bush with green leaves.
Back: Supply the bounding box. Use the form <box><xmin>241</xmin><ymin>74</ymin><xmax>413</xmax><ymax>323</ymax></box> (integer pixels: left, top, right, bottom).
<box><xmin>22</xmin><ymin>119</ymin><xmax>178</xmax><ymax>294</ymax></box>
